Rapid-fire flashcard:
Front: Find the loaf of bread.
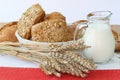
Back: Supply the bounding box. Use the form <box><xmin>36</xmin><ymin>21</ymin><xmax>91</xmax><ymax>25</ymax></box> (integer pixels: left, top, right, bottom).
<box><xmin>17</xmin><ymin>4</ymin><xmax>45</xmax><ymax>39</ymax></box>
<box><xmin>0</xmin><ymin>21</ymin><xmax>18</xmax><ymax>42</ymax></box>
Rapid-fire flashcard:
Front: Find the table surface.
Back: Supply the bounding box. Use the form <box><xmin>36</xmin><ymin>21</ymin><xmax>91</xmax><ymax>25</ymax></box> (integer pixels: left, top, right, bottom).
<box><xmin>0</xmin><ymin>52</ymin><xmax>120</xmax><ymax>69</ymax></box>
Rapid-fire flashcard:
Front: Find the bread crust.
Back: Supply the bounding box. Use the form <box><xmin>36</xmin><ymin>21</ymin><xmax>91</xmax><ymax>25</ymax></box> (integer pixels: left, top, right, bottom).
<box><xmin>111</xmin><ymin>25</ymin><xmax>120</xmax><ymax>51</ymax></box>
<box><xmin>44</xmin><ymin>12</ymin><xmax>66</xmax><ymax>21</ymax></box>
<box><xmin>67</xmin><ymin>20</ymin><xmax>87</xmax><ymax>40</ymax></box>
<box><xmin>17</xmin><ymin>4</ymin><xmax>45</xmax><ymax>39</ymax></box>
<box><xmin>0</xmin><ymin>21</ymin><xmax>18</xmax><ymax>42</ymax></box>
<box><xmin>31</xmin><ymin>19</ymin><xmax>69</xmax><ymax>42</ymax></box>
<box><xmin>112</xmin><ymin>30</ymin><xmax>118</xmax><ymax>41</ymax></box>
<box><xmin>115</xmin><ymin>42</ymin><xmax>120</xmax><ymax>51</ymax></box>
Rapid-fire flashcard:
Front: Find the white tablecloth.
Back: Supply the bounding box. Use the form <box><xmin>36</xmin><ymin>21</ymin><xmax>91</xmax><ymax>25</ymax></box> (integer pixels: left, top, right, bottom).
<box><xmin>0</xmin><ymin>52</ymin><xmax>120</xmax><ymax>69</ymax></box>
<box><xmin>97</xmin><ymin>53</ymin><xmax>120</xmax><ymax>69</ymax></box>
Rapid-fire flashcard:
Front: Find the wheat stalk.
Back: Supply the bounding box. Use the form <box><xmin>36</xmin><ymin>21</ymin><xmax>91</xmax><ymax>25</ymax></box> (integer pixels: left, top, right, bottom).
<box><xmin>0</xmin><ymin>39</ymin><xmax>96</xmax><ymax>78</ymax></box>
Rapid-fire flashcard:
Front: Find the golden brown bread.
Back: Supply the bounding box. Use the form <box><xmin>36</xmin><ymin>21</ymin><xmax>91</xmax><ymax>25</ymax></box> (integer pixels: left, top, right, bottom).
<box><xmin>111</xmin><ymin>25</ymin><xmax>120</xmax><ymax>51</ymax></box>
<box><xmin>67</xmin><ymin>20</ymin><xmax>87</xmax><ymax>40</ymax></box>
<box><xmin>17</xmin><ymin>4</ymin><xmax>45</xmax><ymax>39</ymax></box>
<box><xmin>115</xmin><ymin>42</ymin><xmax>120</xmax><ymax>51</ymax></box>
<box><xmin>0</xmin><ymin>21</ymin><xmax>18</xmax><ymax>42</ymax></box>
<box><xmin>111</xmin><ymin>29</ymin><xmax>119</xmax><ymax>51</ymax></box>
<box><xmin>31</xmin><ymin>19</ymin><xmax>69</xmax><ymax>42</ymax></box>
<box><xmin>112</xmin><ymin>30</ymin><xmax>118</xmax><ymax>41</ymax></box>
<box><xmin>44</xmin><ymin>12</ymin><xmax>66</xmax><ymax>21</ymax></box>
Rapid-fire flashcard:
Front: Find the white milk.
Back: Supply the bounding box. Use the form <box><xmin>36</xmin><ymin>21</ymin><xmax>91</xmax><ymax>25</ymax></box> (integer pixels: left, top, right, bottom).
<box><xmin>83</xmin><ymin>23</ymin><xmax>115</xmax><ymax>63</ymax></box>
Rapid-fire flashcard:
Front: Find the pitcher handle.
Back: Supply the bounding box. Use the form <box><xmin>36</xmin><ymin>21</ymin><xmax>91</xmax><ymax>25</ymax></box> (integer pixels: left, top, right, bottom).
<box><xmin>74</xmin><ymin>22</ymin><xmax>88</xmax><ymax>40</ymax></box>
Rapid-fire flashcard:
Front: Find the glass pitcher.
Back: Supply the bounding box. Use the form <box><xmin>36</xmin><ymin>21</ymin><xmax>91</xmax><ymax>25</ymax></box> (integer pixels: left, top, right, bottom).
<box><xmin>74</xmin><ymin>11</ymin><xmax>115</xmax><ymax>63</ymax></box>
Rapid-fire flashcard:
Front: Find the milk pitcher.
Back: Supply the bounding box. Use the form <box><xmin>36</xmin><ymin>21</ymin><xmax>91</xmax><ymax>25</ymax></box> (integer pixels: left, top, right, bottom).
<box><xmin>74</xmin><ymin>11</ymin><xmax>115</xmax><ymax>63</ymax></box>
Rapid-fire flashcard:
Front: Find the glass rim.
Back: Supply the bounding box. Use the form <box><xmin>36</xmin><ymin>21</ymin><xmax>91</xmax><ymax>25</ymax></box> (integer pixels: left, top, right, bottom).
<box><xmin>87</xmin><ymin>11</ymin><xmax>112</xmax><ymax>20</ymax></box>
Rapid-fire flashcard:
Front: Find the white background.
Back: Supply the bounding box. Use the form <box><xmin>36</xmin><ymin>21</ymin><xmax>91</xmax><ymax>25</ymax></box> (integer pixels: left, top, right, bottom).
<box><xmin>0</xmin><ymin>0</ymin><xmax>120</xmax><ymax>68</ymax></box>
<box><xmin>0</xmin><ymin>0</ymin><xmax>120</xmax><ymax>24</ymax></box>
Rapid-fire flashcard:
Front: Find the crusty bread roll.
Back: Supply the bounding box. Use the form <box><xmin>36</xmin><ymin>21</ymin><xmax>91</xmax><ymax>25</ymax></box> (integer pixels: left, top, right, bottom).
<box><xmin>17</xmin><ymin>4</ymin><xmax>45</xmax><ymax>39</ymax></box>
<box><xmin>0</xmin><ymin>21</ymin><xmax>18</xmax><ymax>42</ymax></box>
<box><xmin>31</xmin><ymin>19</ymin><xmax>69</xmax><ymax>42</ymax></box>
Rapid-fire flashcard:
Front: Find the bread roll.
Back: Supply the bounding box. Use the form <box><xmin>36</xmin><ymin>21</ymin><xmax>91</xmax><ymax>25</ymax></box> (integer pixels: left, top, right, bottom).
<box><xmin>17</xmin><ymin>4</ymin><xmax>45</xmax><ymax>39</ymax></box>
<box><xmin>31</xmin><ymin>19</ymin><xmax>69</xmax><ymax>42</ymax></box>
<box><xmin>0</xmin><ymin>21</ymin><xmax>18</xmax><ymax>42</ymax></box>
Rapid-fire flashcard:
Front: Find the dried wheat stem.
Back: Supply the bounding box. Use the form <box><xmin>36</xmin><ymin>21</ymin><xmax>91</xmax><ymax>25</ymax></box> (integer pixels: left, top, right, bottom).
<box><xmin>49</xmin><ymin>39</ymin><xmax>89</xmax><ymax>51</ymax></box>
<box><xmin>0</xmin><ymin>42</ymin><xmax>50</xmax><ymax>52</ymax></box>
<box><xmin>50</xmin><ymin>51</ymin><xmax>96</xmax><ymax>70</ymax></box>
<box><xmin>40</xmin><ymin>64</ymin><xmax>52</xmax><ymax>75</ymax></box>
<box><xmin>0</xmin><ymin>50</ymin><xmax>48</xmax><ymax>65</ymax></box>
<box><xmin>48</xmin><ymin>51</ymin><xmax>96</xmax><ymax>77</ymax></box>
<box><xmin>0</xmin><ymin>41</ymin><xmax>96</xmax><ymax>78</ymax></box>
<box><xmin>0</xmin><ymin>39</ymin><xmax>86</xmax><ymax>52</ymax></box>
<box><xmin>40</xmin><ymin>63</ymin><xmax>61</xmax><ymax>77</ymax></box>
<box><xmin>0</xmin><ymin>50</ymin><xmax>62</xmax><ymax>77</ymax></box>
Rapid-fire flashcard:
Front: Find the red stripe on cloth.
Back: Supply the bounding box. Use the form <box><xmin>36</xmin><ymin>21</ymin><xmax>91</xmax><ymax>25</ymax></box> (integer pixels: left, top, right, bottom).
<box><xmin>0</xmin><ymin>67</ymin><xmax>120</xmax><ymax>80</ymax></box>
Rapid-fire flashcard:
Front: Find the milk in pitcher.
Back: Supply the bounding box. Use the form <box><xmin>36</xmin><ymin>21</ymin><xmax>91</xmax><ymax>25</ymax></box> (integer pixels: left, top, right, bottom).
<box><xmin>83</xmin><ymin>22</ymin><xmax>115</xmax><ymax>63</ymax></box>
